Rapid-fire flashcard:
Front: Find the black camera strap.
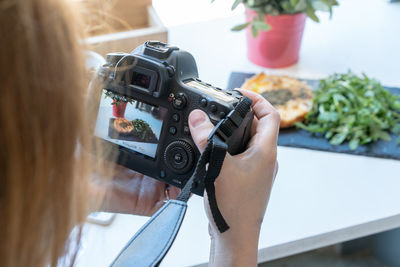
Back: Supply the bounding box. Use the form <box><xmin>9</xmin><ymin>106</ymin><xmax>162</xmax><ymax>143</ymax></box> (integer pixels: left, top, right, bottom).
<box><xmin>110</xmin><ymin>97</ymin><xmax>252</xmax><ymax>267</ymax></box>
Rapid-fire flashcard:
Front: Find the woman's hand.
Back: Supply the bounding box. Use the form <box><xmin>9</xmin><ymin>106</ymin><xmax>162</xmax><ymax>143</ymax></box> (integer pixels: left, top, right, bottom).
<box><xmin>188</xmin><ymin>89</ymin><xmax>280</xmax><ymax>267</ymax></box>
<box><xmin>91</xmin><ymin>165</ymin><xmax>180</xmax><ymax>216</ymax></box>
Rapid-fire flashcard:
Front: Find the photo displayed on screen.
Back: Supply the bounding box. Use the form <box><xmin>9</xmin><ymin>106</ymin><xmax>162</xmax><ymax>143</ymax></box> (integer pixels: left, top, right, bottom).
<box><xmin>94</xmin><ymin>90</ymin><xmax>167</xmax><ymax>158</ymax></box>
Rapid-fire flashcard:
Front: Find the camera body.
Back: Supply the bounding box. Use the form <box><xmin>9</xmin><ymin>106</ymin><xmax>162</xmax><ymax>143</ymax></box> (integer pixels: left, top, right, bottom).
<box><xmin>93</xmin><ymin>41</ymin><xmax>253</xmax><ymax>195</ymax></box>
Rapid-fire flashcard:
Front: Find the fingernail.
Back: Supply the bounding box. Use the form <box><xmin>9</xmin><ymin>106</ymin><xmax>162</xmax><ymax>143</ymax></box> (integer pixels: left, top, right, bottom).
<box><xmin>189</xmin><ymin>110</ymin><xmax>207</xmax><ymax>128</ymax></box>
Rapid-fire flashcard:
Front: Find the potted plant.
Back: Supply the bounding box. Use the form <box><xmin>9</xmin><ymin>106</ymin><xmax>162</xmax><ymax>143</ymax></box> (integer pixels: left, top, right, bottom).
<box><xmin>104</xmin><ymin>89</ymin><xmax>134</xmax><ymax>118</ymax></box>
<box><xmin>219</xmin><ymin>0</ymin><xmax>339</xmax><ymax>68</ymax></box>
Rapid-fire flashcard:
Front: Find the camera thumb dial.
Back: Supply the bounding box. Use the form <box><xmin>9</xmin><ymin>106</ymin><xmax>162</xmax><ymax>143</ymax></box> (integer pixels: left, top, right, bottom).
<box><xmin>164</xmin><ymin>140</ymin><xmax>194</xmax><ymax>174</ymax></box>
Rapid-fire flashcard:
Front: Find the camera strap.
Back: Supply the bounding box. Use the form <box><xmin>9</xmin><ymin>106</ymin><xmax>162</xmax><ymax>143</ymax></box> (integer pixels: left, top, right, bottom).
<box><xmin>110</xmin><ymin>97</ymin><xmax>252</xmax><ymax>267</ymax></box>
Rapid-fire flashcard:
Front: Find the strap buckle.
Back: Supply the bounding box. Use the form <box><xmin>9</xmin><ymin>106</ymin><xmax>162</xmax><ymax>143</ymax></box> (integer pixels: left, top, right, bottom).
<box><xmin>207</xmin><ymin>109</ymin><xmax>243</xmax><ymax>143</ymax></box>
<box><xmin>208</xmin><ymin>119</ymin><xmax>229</xmax><ymax>143</ymax></box>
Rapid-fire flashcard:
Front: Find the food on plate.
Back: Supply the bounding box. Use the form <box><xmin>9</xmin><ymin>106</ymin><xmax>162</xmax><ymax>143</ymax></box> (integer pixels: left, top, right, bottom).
<box><xmin>241</xmin><ymin>73</ymin><xmax>313</xmax><ymax>128</ymax></box>
<box><xmin>114</xmin><ymin>118</ymin><xmax>134</xmax><ymax>134</ymax></box>
<box><xmin>296</xmin><ymin>71</ymin><xmax>400</xmax><ymax>150</ymax></box>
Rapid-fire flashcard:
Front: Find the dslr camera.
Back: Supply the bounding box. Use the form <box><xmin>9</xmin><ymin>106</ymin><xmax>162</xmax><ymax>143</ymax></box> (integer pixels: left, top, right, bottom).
<box><xmin>93</xmin><ymin>41</ymin><xmax>253</xmax><ymax>195</ymax></box>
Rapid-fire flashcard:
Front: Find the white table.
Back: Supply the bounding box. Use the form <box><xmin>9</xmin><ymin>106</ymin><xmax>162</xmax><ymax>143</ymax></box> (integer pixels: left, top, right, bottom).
<box><xmin>76</xmin><ymin>0</ymin><xmax>400</xmax><ymax>266</ymax></box>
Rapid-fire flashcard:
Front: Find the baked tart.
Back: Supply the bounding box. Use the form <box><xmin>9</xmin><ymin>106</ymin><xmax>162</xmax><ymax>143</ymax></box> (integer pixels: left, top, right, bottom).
<box><xmin>241</xmin><ymin>73</ymin><xmax>313</xmax><ymax>128</ymax></box>
<box><xmin>114</xmin><ymin>118</ymin><xmax>134</xmax><ymax>134</ymax></box>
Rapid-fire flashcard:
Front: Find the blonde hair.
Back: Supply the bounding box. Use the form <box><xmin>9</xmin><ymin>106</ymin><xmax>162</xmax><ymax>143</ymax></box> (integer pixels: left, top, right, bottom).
<box><xmin>0</xmin><ymin>0</ymin><xmax>96</xmax><ymax>266</ymax></box>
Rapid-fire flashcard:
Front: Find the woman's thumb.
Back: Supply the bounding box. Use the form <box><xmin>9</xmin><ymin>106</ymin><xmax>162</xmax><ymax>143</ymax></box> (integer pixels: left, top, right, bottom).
<box><xmin>188</xmin><ymin>109</ymin><xmax>214</xmax><ymax>153</ymax></box>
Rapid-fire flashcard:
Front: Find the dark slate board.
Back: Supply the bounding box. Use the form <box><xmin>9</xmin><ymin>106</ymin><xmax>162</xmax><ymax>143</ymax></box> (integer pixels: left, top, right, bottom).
<box><xmin>228</xmin><ymin>72</ymin><xmax>400</xmax><ymax>160</ymax></box>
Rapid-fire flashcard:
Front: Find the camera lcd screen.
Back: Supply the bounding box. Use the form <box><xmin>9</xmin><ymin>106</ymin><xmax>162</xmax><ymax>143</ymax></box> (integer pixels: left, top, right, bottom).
<box><xmin>94</xmin><ymin>90</ymin><xmax>167</xmax><ymax>158</ymax></box>
<box><xmin>185</xmin><ymin>80</ymin><xmax>235</xmax><ymax>102</ymax></box>
<box><xmin>132</xmin><ymin>71</ymin><xmax>152</xmax><ymax>89</ymax></box>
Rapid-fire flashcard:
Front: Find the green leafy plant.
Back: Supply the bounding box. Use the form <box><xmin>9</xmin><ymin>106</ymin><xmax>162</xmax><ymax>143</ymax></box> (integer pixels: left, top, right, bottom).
<box><xmin>296</xmin><ymin>71</ymin><xmax>400</xmax><ymax>150</ymax></box>
<box><xmin>215</xmin><ymin>0</ymin><xmax>339</xmax><ymax>37</ymax></box>
<box><xmin>131</xmin><ymin>119</ymin><xmax>157</xmax><ymax>141</ymax></box>
<box><xmin>104</xmin><ymin>89</ymin><xmax>134</xmax><ymax>106</ymax></box>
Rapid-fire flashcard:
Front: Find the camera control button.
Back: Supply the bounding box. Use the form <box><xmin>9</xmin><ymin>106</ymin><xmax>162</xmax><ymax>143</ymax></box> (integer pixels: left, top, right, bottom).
<box><xmin>200</xmin><ymin>98</ymin><xmax>208</xmax><ymax>107</ymax></box>
<box><xmin>210</xmin><ymin>104</ymin><xmax>217</xmax><ymax>113</ymax></box>
<box><xmin>164</xmin><ymin>141</ymin><xmax>194</xmax><ymax>174</ymax></box>
<box><xmin>172</xmin><ymin>113</ymin><xmax>180</xmax><ymax>122</ymax></box>
<box><xmin>219</xmin><ymin>112</ymin><xmax>226</xmax><ymax>118</ymax></box>
<box><xmin>173</xmin><ymin>93</ymin><xmax>187</xmax><ymax>109</ymax></box>
<box><xmin>174</xmin><ymin>153</ymin><xmax>183</xmax><ymax>163</ymax></box>
<box><xmin>160</xmin><ymin>170</ymin><xmax>166</xmax><ymax>178</ymax></box>
<box><xmin>166</xmin><ymin>66</ymin><xmax>175</xmax><ymax>77</ymax></box>
<box><xmin>183</xmin><ymin>125</ymin><xmax>190</xmax><ymax>135</ymax></box>
<box><xmin>169</xmin><ymin>126</ymin><xmax>177</xmax><ymax>135</ymax></box>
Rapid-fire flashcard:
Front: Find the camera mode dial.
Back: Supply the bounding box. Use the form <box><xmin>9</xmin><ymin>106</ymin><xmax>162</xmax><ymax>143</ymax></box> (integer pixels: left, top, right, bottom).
<box><xmin>164</xmin><ymin>140</ymin><xmax>194</xmax><ymax>174</ymax></box>
<box><xmin>172</xmin><ymin>93</ymin><xmax>187</xmax><ymax>109</ymax></box>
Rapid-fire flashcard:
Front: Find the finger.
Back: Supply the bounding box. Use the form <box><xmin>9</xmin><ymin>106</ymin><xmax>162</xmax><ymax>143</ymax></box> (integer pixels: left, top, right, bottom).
<box><xmin>188</xmin><ymin>109</ymin><xmax>214</xmax><ymax>153</ymax></box>
<box><xmin>250</xmin><ymin>116</ymin><xmax>259</xmax><ymax>137</ymax></box>
<box><xmin>152</xmin><ymin>185</ymin><xmax>180</xmax><ymax>214</ymax></box>
<box><xmin>273</xmin><ymin>160</ymin><xmax>278</xmax><ymax>185</ymax></box>
<box><xmin>237</xmin><ymin>89</ymin><xmax>277</xmax><ymax>120</ymax></box>
<box><xmin>151</xmin><ymin>201</ymin><xmax>165</xmax><ymax>215</ymax></box>
<box><xmin>231</xmin><ymin>89</ymin><xmax>260</xmax><ymax>141</ymax></box>
<box><xmin>237</xmin><ymin>89</ymin><xmax>279</xmax><ymax>137</ymax></box>
<box><xmin>167</xmin><ymin>185</ymin><xmax>181</xmax><ymax>199</ymax></box>
<box><xmin>112</xmin><ymin>165</ymin><xmax>146</xmax><ymax>181</ymax></box>
<box><xmin>139</xmin><ymin>177</ymin><xmax>167</xmax><ymax>215</ymax></box>
<box><xmin>239</xmin><ymin>89</ymin><xmax>280</xmax><ymax>138</ymax></box>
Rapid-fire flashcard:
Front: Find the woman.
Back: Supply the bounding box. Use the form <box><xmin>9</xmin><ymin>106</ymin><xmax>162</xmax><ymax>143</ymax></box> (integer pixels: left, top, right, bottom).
<box><xmin>0</xmin><ymin>0</ymin><xmax>280</xmax><ymax>266</ymax></box>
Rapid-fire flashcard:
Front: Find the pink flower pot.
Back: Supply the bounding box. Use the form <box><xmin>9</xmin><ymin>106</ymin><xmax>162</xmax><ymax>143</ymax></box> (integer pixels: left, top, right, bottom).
<box><xmin>246</xmin><ymin>10</ymin><xmax>306</xmax><ymax>68</ymax></box>
<box><xmin>112</xmin><ymin>100</ymin><xmax>127</xmax><ymax>118</ymax></box>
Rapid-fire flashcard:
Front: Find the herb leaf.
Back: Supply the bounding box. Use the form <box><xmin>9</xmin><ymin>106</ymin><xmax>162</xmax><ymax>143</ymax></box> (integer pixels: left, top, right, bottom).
<box><xmin>296</xmin><ymin>71</ymin><xmax>400</xmax><ymax>150</ymax></box>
